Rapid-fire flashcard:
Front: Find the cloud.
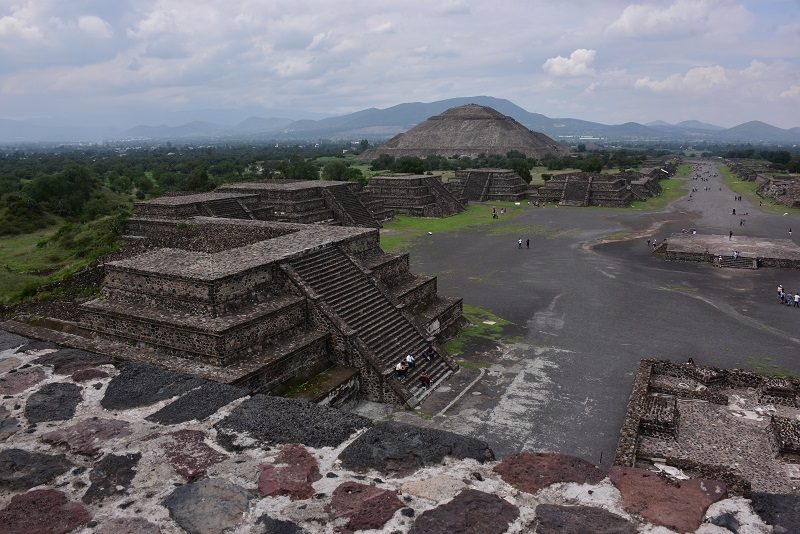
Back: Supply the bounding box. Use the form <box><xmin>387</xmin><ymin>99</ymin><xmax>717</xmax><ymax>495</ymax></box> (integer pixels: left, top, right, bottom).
<box><xmin>635</xmin><ymin>65</ymin><xmax>728</xmax><ymax>93</ymax></box>
<box><xmin>0</xmin><ymin>14</ymin><xmax>43</xmax><ymax>41</ymax></box>
<box><xmin>542</xmin><ymin>49</ymin><xmax>596</xmax><ymax>77</ymax></box>
<box><xmin>435</xmin><ymin>1</ymin><xmax>469</xmax><ymax>15</ymax></box>
<box><xmin>77</xmin><ymin>15</ymin><xmax>113</xmax><ymax>39</ymax></box>
<box><xmin>781</xmin><ymin>85</ymin><xmax>800</xmax><ymax>98</ymax></box>
<box><xmin>370</xmin><ymin>22</ymin><xmax>395</xmax><ymax>34</ymax></box>
<box><xmin>607</xmin><ymin>0</ymin><xmax>751</xmax><ymax>38</ymax></box>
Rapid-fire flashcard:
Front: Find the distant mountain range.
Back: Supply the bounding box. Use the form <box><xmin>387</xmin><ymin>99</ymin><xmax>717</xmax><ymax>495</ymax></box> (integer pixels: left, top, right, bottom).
<box><xmin>1</xmin><ymin>96</ymin><xmax>799</xmax><ymax>145</ymax></box>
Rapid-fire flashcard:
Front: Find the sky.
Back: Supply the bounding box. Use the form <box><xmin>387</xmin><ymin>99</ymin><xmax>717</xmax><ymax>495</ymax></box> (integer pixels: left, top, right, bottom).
<box><xmin>1</xmin><ymin>0</ymin><xmax>800</xmax><ymax>129</ymax></box>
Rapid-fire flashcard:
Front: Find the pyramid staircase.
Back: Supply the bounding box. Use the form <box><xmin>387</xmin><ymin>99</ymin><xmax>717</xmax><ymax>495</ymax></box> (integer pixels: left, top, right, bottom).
<box><xmin>203</xmin><ymin>197</ymin><xmax>253</xmax><ymax>219</ymax></box>
<box><xmin>464</xmin><ymin>171</ymin><xmax>491</xmax><ymax>201</ymax></box>
<box><xmin>560</xmin><ymin>180</ymin><xmax>590</xmax><ymax>206</ymax></box>
<box><xmin>288</xmin><ymin>247</ymin><xmax>454</xmax><ymax>404</ymax></box>
<box><xmin>325</xmin><ymin>186</ymin><xmax>381</xmax><ymax>228</ymax></box>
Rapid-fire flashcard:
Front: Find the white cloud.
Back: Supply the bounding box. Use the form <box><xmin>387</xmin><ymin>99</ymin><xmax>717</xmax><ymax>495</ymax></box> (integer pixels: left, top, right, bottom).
<box><xmin>781</xmin><ymin>85</ymin><xmax>800</xmax><ymax>98</ymax></box>
<box><xmin>370</xmin><ymin>22</ymin><xmax>395</xmax><ymax>34</ymax></box>
<box><xmin>635</xmin><ymin>65</ymin><xmax>728</xmax><ymax>92</ymax></box>
<box><xmin>435</xmin><ymin>1</ymin><xmax>469</xmax><ymax>15</ymax></box>
<box><xmin>542</xmin><ymin>49</ymin><xmax>596</xmax><ymax>77</ymax></box>
<box><xmin>0</xmin><ymin>15</ymin><xmax>43</xmax><ymax>41</ymax></box>
<box><xmin>77</xmin><ymin>15</ymin><xmax>113</xmax><ymax>39</ymax></box>
<box><xmin>607</xmin><ymin>0</ymin><xmax>751</xmax><ymax>38</ymax></box>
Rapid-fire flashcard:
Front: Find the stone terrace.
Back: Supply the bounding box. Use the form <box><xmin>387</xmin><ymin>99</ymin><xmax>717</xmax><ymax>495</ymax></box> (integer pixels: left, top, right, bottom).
<box><xmin>73</xmin><ymin>217</ymin><xmax>463</xmax><ymax>407</ymax></box>
<box><xmin>446</xmin><ymin>169</ymin><xmax>528</xmax><ymax>203</ymax></box>
<box><xmin>665</xmin><ymin>233</ymin><xmax>800</xmax><ymax>269</ymax></box>
<box><xmin>615</xmin><ymin>359</ymin><xmax>800</xmax><ymax>496</ymax></box>
<box><xmin>362</xmin><ymin>174</ymin><xmax>465</xmax><ymax>218</ymax></box>
<box><xmin>1</xmin><ymin>333</ymin><xmax>797</xmax><ymax>534</ymax></box>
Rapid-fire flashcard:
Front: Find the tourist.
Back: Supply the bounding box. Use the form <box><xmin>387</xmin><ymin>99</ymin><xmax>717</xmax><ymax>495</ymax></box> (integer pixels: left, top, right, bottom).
<box><xmin>395</xmin><ymin>361</ymin><xmax>407</xmax><ymax>377</ymax></box>
<box><xmin>517</xmin><ymin>238</ymin><xmax>522</xmax><ymax>249</ymax></box>
<box><xmin>729</xmin><ymin>231</ymin><xmax>733</xmax><ymax>240</ymax></box>
<box><xmin>794</xmin><ymin>292</ymin><xmax>800</xmax><ymax>308</ymax></box>
<box><xmin>733</xmin><ymin>251</ymin><xmax>738</xmax><ymax>260</ymax></box>
<box><xmin>647</xmin><ymin>239</ymin><xmax>651</xmax><ymax>247</ymax></box>
<box><xmin>406</xmin><ymin>353</ymin><xmax>416</xmax><ymax>369</ymax></box>
<box><xmin>418</xmin><ymin>372</ymin><xmax>431</xmax><ymax>389</ymax></box>
<box><xmin>778</xmin><ymin>285</ymin><xmax>784</xmax><ymax>303</ymax></box>
<box><xmin>526</xmin><ymin>238</ymin><xmax>530</xmax><ymax>249</ymax></box>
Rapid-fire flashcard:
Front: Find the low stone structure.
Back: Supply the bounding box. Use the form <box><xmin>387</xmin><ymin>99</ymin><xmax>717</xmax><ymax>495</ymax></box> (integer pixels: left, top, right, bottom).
<box><xmin>615</xmin><ymin>358</ymin><xmax>800</xmax><ymax>495</ymax></box>
<box><xmin>0</xmin><ymin>334</ymin><xmax>796</xmax><ymax>534</ymax></box>
<box><xmin>663</xmin><ymin>233</ymin><xmax>800</xmax><ymax>269</ymax></box>
<box><xmin>445</xmin><ymin>169</ymin><xmax>528</xmax><ymax>202</ymax></box>
<box><xmin>45</xmin><ymin>215</ymin><xmax>461</xmax><ymax>408</ymax></box>
<box><xmin>135</xmin><ymin>179</ymin><xmax>384</xmax><ymax>228</ymax></box>
<box><xmin>757</xmin><ymin>176</ymin><xmax>800</xmax><ymax>208</ymax></box>
<box><xmin>362</xmin><ymin>174</ymin><xmax>465</xmax><ymax>217</ymax></box>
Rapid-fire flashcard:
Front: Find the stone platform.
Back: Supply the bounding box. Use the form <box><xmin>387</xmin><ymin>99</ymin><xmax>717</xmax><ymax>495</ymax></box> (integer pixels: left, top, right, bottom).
<box><xmin>362</xmin><ymin>174</ymin><xmax>465</xmax><ymax>217</ymax></box>
<box><xmin>446</xmin><ymin>168</ymin><xmax>528</xmax><ymax>202</ymax></box>
<box><xmin>615</xmin><ymin>359</ymin><xmax>800</xmax><ymax>495</ymax></box>
<box><xmin>0</xmin><ymin>334</ymin><xmax>795</xmax><ymax>534</ymax></box>
<box><xmin>665</xmin><ymin>234</ymin><xmax>800</xmax><ymax>268</ymax></box>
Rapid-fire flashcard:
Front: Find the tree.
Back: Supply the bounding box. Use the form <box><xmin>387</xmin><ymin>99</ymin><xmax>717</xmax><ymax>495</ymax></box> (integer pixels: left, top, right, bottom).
<box><xmin>393</xmin><ymin>156</ymin><xmax>425</xmax><ymax>174</ymax></box>
<box><xmin>185</xmin><ymin>165</ymin><xmax>214</xmax><ymax>192</ymax></box>
<box><xmin>23</xmin><ymin>162</ymin><xmax>98</xmax><ymax>216</ymax></box>
<box><xmin>359</xmin><ymin>139</ymin><xmax>370</xmax><ymax>150</ymax></box>
<box><xmin>279</xmin><ymin>154</ymin><xmax>319</xmax><ymax>180</ymax></box>
<box><xmin>370</xmin><ymin>154</ymin><xmax>395</xmax><ymax>171</ymax></box>
<box><xmin>322</xmin><ymin>160</ymin><xmax>349</xmax><ymax>181</ymax></box>
<box><xmin>577</xmin><ymin>143</ymin><xmax>586</xmax><ymax>152</ymax></box>
<box><xmin>509</xmin><ymin>158</ymin><xmax>532</xmax><ymax>183</ymax></box>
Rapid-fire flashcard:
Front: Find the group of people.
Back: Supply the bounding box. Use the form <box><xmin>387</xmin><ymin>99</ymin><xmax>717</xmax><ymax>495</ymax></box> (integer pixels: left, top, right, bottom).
<box><xmin>492</xmin><ymin>206</ymin><xmax>507</xmax><ymax>219</ymax></box>
<box><xmin>394</xmin><ymin>349</ymin><xmax>434</xmax><ymax>388</ymax></box>
<box><xmin>777</xmin><ymin>285</ymin><xmax>800</xmax><ymax>308</ymax></box>
<box><xmin>517</xmin><ymin>238</ymin><xmax>530</xmax><ymax>249</ymax></box>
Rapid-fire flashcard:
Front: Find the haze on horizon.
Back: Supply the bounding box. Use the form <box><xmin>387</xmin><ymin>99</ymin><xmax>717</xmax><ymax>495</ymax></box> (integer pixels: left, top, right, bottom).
<box><xmin>1</xmin><ymin>0</ymin><xmax>799</xmax><ymax>130</ymax></box>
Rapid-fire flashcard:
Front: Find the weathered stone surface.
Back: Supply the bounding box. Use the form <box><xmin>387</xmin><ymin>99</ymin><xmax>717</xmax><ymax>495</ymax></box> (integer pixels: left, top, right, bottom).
<box><xmin>258</xmin><ymin>444</ymin><xmax>322</xmax><ymax>500</ymax></box>
<box><xmin>215</xmin><ymin>394</ymin><xmax>369</xmax><ymax>450</ymax></box>
<box><xmin>14</xmin><ymin>340</ymin><xmax>59</xmax><ymax>353</ymax></box>
<box><xmin>0</xmin><ymin>366</ymin><xmax>45</xmax><ymax>395</ymax></box>
<box><xmin>25</xmin><ymin>382</ymin><xmax>83</xmax><ymax>422</ymax></box>
<box><xmin>0</xmin><ymin>448</ymin><xmax>74</xmax><ymax>490</ymax></box>
<box><xmin>41</xmin><ymin>417</ymin><xmax>132</xmax><ymax>455</ymax></box>
<box><xmin>71</xmin><ymin>368</ymin><xmax>110</xmax><ymax>382</ymax></box>
<box><xmin>101</xmin><ymin>362</ymin><xmax>204</xmax><ymax>410</ymax></box>
<box><xmin>82</xmin><ymin>453</ymin><xmax>141</xmax><ymax>503</ymax></box>
<box><xmin>338</xmin><ymin>421</ymin><xmax>493</xmax><ymax>474</ymax></box>
<box><xmin>0</xmin><ymin>330</ymin><xmax>28</xmax><ymax>350</ymax></box>
<box><xmin>326</xmin><ymin>481</ymin><xmax>403</xmax><ymax>533</ymax></box>
<box><xmin>0</xmin><ymin>355</ymin><xmax>21</xmax><ymax>373</ymax></box>
<box><xmin>750</xmin><ymin>492</ymin><xmax>800</xmax><ymax>534</ymax></box>
<box><xmin>163</xmin><ymin>478</ymin><xmax>252</xmax><ymax>534</ymax></box>
<box><xmin>609</xmin><ymin>466</ymin><xmax>727</xmax><ymax>532</ymax></box>
<box><xmin>256</xmin><ymin>514</ymin><xmax>307</xmax><ymax>534</ymax></box>
<box><xmin>162</xmin><ymin>429</ymin><xmax>227</xmax><ymax>479</ymax></box>
<box><xmin>493</xmin><ymin>452</ymin><xmax>605</xmax><ymax>494</ymax></box>
<box><xmin>0</xmin><ymin>489</ymin><xmax>91</xmax><ymax>534</ymax></box>
<box><xmin>35</xmin><ymin>348</ymin><xmax>112</xmax><ymax>374</ymax></box>
<box><xmin>0</xmin><ymin>405</ymin><xmax>21</xmax><ymax>441</ymax></box>
<box><xmin>534</xmin><ymin>504</ymin><xmax>637</xmax><ymax>534</ymax></box>
<box><xmin>146</xmin><ymin>381</ymin><xmax>245</xmax><ymax>425</ymax></box>
<box><xmin>96</xmin><ymin>517</ymin><xmax>162</xmax><ymax>534</ymax></box>
<box><xmin>410</xmin><ymin>489</ymin><xmax>519</xmax><ymax>534</ymax></box>
<box><xmin>401</xmin><ymin>476</ymin><xmax>466</xmax><ymax>502</ymax></box>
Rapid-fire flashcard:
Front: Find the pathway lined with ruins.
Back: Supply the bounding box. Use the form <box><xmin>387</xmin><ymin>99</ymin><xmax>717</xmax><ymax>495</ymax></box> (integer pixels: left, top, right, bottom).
<box><xmin>379</xmin><ymin>161</ymin><xmax>800</xmax><ymax>463</ymax></box>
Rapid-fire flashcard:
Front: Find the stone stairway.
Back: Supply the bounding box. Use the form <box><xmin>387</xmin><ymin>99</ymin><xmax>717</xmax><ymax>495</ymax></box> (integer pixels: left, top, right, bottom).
<box><xmin>560</xmin><ymin>180</ymin><xmax>590</xmax><ymax>206</ymax></box>
<box><xmin>717</xmin><ymin>256</ymin><xmax>757</xmax><ymax>269</ymax></box>
<box><xmin>327</xmin><ymin>186</ymin><xmax>380</xmax><ymax>228</ymax></box>
<box><xmin>464</xmin><ymin>171</ymin><xmax>490</xmax><ymax>201</ymax></box>
<box><xmin>289</xmin><ymin>247</ymin><xmax>429</xmax><ymax>374</ymax></box>
<box><xmin>203</xmin><ymin>198</ymin><xmax>252</xmax><ymax>219</ymax></box>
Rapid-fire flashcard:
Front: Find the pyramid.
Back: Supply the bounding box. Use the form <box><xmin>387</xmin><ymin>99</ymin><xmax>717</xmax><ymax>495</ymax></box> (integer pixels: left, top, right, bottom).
<box><xmin>359</xmin><ymin>104</ymin><xmax>569</xmax><ymax>159</ymax></box>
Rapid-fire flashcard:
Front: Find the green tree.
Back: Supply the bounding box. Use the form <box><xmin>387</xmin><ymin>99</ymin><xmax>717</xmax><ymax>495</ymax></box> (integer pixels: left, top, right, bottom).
<box><xmin>393</xmin><ymin>156</ymin><xmax>425</xmax><ymax>174</ymax></box>
<box><xmin>322</xmin><ymin>160</ymin><xmax>349</xmax><ymax>181</ymax></box>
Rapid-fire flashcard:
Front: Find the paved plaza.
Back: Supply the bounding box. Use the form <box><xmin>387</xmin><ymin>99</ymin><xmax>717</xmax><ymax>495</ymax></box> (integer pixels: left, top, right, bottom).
<box><xmin>368</xmin><ymin>161</ymin><xmax>800</xmax><ymax>465</ymax></box>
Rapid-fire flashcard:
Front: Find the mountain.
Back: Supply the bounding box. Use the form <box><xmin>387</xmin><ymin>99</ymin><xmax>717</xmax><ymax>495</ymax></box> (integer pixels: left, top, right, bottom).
<box><xmin>675</xmin><ymin>120</ymin><xmax>723</xmax><ymax>131</ymax></box>
<box><xmin>717</xmin><ymin>121</ymin><xmax>799</xmax><ymax>143</ymax></box>
<box><xmin>233</xmin><ymin>117</ymin><xmax>294</xmax><ymax>134</ymax></box>
<box><xmin>646</xmin><ymin>120</ymin><xmax>673</xmax><ymax>127</ymax></box>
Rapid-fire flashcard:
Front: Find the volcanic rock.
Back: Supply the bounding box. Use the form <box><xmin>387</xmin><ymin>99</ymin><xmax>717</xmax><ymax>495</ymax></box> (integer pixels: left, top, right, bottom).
<box><xmin>493</xmin><ymin>452</ymin><xmax>605</xmax><ymax>494</ymax></box>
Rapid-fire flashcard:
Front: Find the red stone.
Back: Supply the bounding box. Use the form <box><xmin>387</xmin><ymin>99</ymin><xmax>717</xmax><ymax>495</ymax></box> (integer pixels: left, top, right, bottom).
<box><xmin>0</xmin><ymin>489</ymin><xmax>91</xmax><ymax>534</ymax></box>
<box><xmin>41</xmin><ymin>418</ymin><xmax>131</xmax><ymax>455</ymax></box>
<box><xmin>609</xmin><ymin>466</ymin><xmax>727</xmax><ymax>532</ymax></box>
<box><xmin>162</xmin><ymin>429</ymin><xmax>227</xmax><ymax>480</ymax></box>
<box><xmin>327</xmin><ymin>481</ymin><xmax>403</xmax><ymax>533</ymax></box>
<box><xmin>0</xmin><ymin>367</ymin><xmax>45</xmax><ymax>395</ymax></box>
<box><xmin>493</xmin><ymin>452</ymin><xmax>605</xmax><ymax>494</ymax></box>
<box><xmin>96</xmin><ymin>517</ymin><xmax>161</xmax><ymax>534</ymax></box>
<box><xmin>71</xmin><ymin>368</ymin><xmax>109</xmax><ymax>382</ymax></box>
<box><xmin>258</xmin><ymin>443</ymin><xmax>322</xmax><ymax>500</ymax></box>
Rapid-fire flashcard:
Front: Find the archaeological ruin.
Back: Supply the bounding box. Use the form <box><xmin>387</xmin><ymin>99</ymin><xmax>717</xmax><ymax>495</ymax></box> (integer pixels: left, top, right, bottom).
<box><xmin>663</xmin><ymin>233</ymin><xmax>800</xmax><ymax>269</ymax></box>
<box><xmin>445</xmin><ymin>169</ymin><xmax>528</xmax><ymax>203</ymax></box>
<box><xmin>361</xmin><ymin>174</ymin><xmax>465</xmax><ymax>217</ymax></box>
<box><xmin>615</xmin><ymin>359</ymin><xmax>800</xmax><ymax>495</ymax></box>
<box><xmin>528</xmin><ymin>166</ymin><xmax>673</xmax><ymax>207</ymax></box>
<box><xmin>358</xmin><ymin>104</ymin><xmax>570</xmax><ymax>159</ymax></box>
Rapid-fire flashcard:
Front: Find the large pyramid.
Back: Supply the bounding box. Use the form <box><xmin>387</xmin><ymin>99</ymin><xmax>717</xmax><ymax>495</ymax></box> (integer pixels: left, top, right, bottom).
<box><xmin>359</xmin><ymin>104</ymin><xmax>569</xmax><ymax>159</ymax></box>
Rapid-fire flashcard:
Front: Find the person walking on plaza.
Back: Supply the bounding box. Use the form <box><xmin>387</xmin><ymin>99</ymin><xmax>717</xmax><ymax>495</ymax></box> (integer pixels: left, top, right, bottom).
<box><xmin>526</xmin><ymin>238</ymin><xmax>530</xmax><ymax>249</ymax></box>
<box><xmin>794</xmin><ymin>292</ymin><xmax>800</xmax><ymax>308</ymax></box>
<box><xmin>517</xmin><ymin>238</ymin><xmax>522</xmax><ymax>249</ymax></box>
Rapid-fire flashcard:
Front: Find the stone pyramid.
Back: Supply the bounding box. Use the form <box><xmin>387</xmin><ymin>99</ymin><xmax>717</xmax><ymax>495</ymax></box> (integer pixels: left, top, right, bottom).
<box><xmin>359</xmin><ymin>104</ymin><xmax>569</xmax><ymax>159</ymax></box>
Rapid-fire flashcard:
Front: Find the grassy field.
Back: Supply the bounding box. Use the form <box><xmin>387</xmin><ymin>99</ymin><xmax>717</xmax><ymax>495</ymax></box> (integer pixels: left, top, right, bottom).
<box><xmin>0</xmin><ymin>215</ymin><xmax>125</xmax><ymax>305</ymax></box>
<box><xmin>443</xmin><ymin>303</ymin><xmax>511</xmax><ymax>357</ymax></box>
<box><xmin>717</xmin><ymin>164</ymin><xmax>800</xmax><ymax>216</ymax></box>
<box><xmin>379</xmin><ymin>201</ymin><xmax>527</xmax><ymax>252</ymax></box>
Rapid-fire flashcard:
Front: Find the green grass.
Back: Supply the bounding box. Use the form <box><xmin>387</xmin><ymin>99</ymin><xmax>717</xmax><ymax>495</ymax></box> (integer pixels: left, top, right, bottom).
<box><xmin>456</xmin><ymin>360</ymin><xmax>492</xmax><ymax>369</ymax></box>
<box><xmin>380</xmin><ymin>202</ymin><xmax>527</xmax><ymax>252</ymax></box>
<box><xmin>740</xmin><ymin>356</ymin><xmax>797</xmax><ymax>378</ymax></box>
<box><xmin>0</xmin><ymin>214</ymin><xmax>127</xmax><ymax>305</ymax></box>
<box><xmin>443</xmin><ymin>304</ymin><xmax>512</xmax><ymax>357</ymax></box>
<box><xmin>717</xmin><ymin>164</ymin><xmax>800</xmax><ymax>216</ymax></box>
